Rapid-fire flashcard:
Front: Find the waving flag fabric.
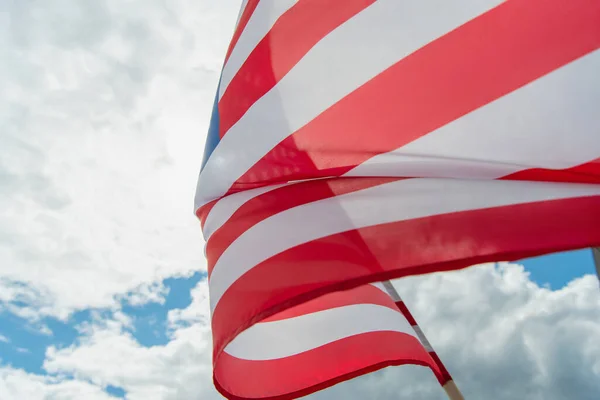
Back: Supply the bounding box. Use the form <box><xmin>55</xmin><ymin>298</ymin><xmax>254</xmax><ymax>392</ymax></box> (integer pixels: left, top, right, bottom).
<box><xmin>196</xmin><ymin>1</ymin><xmax>600</xmax><ymax>398</ymax></box>
<box><xmin>214</xmin><ymin>282</ymin><xmax>447</xmax><ymax>399</ymax></box>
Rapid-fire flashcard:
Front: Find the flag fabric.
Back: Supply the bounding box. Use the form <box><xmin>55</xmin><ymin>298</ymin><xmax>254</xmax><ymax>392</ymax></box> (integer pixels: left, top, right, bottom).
<box><xmin>196</xmin><ymin>1</ymin><xmax>600</xmax><ymax>398</ymax></box>
<box><xmin>213</xmin><ymin>282</ymin><xmax>448</xmax><ymax>399</ymax></box>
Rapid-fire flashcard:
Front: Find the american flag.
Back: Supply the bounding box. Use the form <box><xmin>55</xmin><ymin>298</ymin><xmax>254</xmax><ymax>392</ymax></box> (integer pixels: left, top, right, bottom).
<box><xmin>195</xmin><ymin>1</ymin><xmax>600</xmax><ymax>399</ymax></box>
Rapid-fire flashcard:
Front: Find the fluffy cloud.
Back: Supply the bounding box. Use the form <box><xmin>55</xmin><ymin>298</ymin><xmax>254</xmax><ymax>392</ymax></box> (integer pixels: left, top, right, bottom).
<box><xmin>3</xmin><ymin>264</ymin><xmax>594</xmax><ymax>400</ymax></box>
<box><xmin>0</xmin><ymin>0</ymin><xmax>242</xmax><ymax>320</ymax></box>
<box><xmin>43</xmin><ymin>279</ymin><xmax>218</xmax><ymax>400</ymax></box>
<box><xmin>316</xmin><ymin>264</ymin><xmax>600</xmax><ymax>400</ymax></box>
<box><xmin>2</xmin><ymin>1</ymin><xmax>599</xmax><ymax>400</ymax></box>
<box><xmin>0</xmin><ymin>366</ymin><xmax>116</xmax><ymax>400</ymax></box>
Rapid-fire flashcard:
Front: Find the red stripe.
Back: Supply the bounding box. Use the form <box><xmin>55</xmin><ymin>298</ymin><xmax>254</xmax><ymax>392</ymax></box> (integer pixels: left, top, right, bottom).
<box><xmin>197</xmin><ymin>199</ymin><xmax>219</xmax><ymax>230</ymax></box>
<box><xmin>218</xmin><ymin>0</ymin><xmax>376</xmax><ymax>138</ymax></box>
<box><xmin>428</xmin><ymin>352</ymin><xmax>453</xmax><ymax>384</ymax></box>
<box><xmin>215</xmin><ymin>331</ymin><xmax>441</xmax><ymax>400</ymax></box>
<box><xmin>205</xmin><ymin>177</ymin><xmax>400</xmax><ymax>276</ymax></box>
<box><xmin>394</xmin><ymin>301</ymin><xmax>417</xmax><ymax>326</ymax></box>
<box><xmin>232</xmin><ymin>0</ymin><xmax>600</xmax><ymax>190</ymax></box>
<box><xmin>211</xmin><ymin>195</ymin><xmax>600</xmax><ymax>360</ymax></box>
<box><xmin>223</xmin><ymin>0</ymin><xmax>260</xmax><ymax>65</ymax></box>
<box><xmin>504</xmin><ymin>158</ymin><xmax>600</xmax><ymax>184</ymax></box>
<box><xmin>261</xmin><ymin>284</ymin><xmax>397</xmax><ymax>323</ymax></box>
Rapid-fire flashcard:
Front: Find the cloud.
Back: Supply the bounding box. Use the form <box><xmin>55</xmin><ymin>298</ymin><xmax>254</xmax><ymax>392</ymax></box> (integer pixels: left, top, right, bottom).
<box><xmin>0</xmin><ymin>366</ymin><xmax>117</xmax><ymax>400</ymax></box>
<box><xmin>2</xmin><ymin>265</ymin><xmax>593</xmax><ymax>400</ymax></box>
<box><xmin>121</xmin><ymin>282</ymin><xmax>170</xmax><ymax>307</ymax></box>
<box><xmin>43</xmin><ymin>279</ymin><xmax>220</xmax><ymax>400</ymax></box>
<box><xmin>1</xmin><ymin>1</ymin><xmax>599</xmax><ymax>400</ymax></box>
<box><xmin>0</xmin><ymin>335</ymin><xmax>9</xmax><ymax>344</ymax></box>
<box><xmin>0</xmin><ymin>0</ymin><xmax>243</xmax><ymax>320</ymax></box>
<box><xmin>314</xmin><ymin>263</ymin><xmax>600</xmax><ymax>400</ymax></box>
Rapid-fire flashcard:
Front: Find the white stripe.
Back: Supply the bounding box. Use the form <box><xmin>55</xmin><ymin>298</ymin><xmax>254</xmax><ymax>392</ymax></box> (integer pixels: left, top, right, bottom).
<box><xmin>196</xmin><ymin>0</ymin><xmax>502</xmax><ymax>209</ymax></box>
<box><xmin>346</xmin><ymin>50</ymin><xmax>600</xmax><ymax>179</ymax></box>
<box><xmin>233</xmin><ymin>0</ymin><xmax>250</xmax><ymax>29</ymax></box>
<box><xmin>219</xmin><ymin>0</ymin><xmax>298</xmax><ymax>99</ymax></box>
<box><xmin>412</xmin><ymin>325</ymin><xmax>434</xmax><ymax>353</ymax></box>
<box><xmin>203</xmin><ymin>183</ymin><xmax>287</xmax><ymax>240</ymax></box>
<box><xmin>224</xmin><ymin>303</ymin><xmax>414</xmax><ymax>360</ymax></box>
<box><xmin>369</xmin><ymin>282</ymin><xmax>388</xmax><ymax>295</ymax></box>
<box><xmin>210</xmin><ymin>178</ymin><xmax>600</xmax><ymax>310</ymax></box>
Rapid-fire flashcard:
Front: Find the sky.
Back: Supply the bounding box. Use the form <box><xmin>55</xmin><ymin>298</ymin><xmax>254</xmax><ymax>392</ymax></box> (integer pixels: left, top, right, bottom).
<box><xmin>1</xmin><ymin>1</ymin><xmax>599</xmax><ymax>399</ymax></box>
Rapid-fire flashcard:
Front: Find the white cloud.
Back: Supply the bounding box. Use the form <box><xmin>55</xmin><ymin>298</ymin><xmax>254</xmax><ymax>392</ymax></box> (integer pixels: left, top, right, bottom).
<box><xmin>335</xmin><ymin>263</ymin><xmax>600</xmax><ymax>400</ymax></box>
<box><xmin>122</xmin><ymin>281</ymin><xmax>170</xmax><ymax>307</ymax></box>
<box><xmin>0</xmin><ymin>335</ymin><xmax>9</xmax><ymax>344</ymax></box>
<box><xmin>0</xmin><ymin>366</ymin><xmax>117</xmax><ymax>400</ymax></box>
<box><xmin>0</xmin><ymin>0</ymin><xmax>242</xmax><ymax>319</ymax></box>
<box><xmin>38</xmin><ymin>324</ymin><xmax>54</xmax><ymax>337</ymax></box>
<box><xmin>2</xmin><ymin>1</ymin><xmax>599</xmax><ymax>400</ymax></box>
<box><xmin>167</xmin><ymin>276</ymin><xmax>210</xmax><ymax>331</ymax></box>
<box><xmin>43</xmin><ymin>278</ymin><xmax>220</xmax><ymax>400</ymax></box>
<box><xmin>3</xmin><ymin>265</ymin><xmax>589</xmax><ymax>400</ymax></box>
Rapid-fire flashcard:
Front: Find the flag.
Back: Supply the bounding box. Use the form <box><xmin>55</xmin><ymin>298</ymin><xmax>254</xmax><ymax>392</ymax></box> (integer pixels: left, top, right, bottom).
<box><xmin>196</xmin><ymin>0</ymin><xmax>600</xmax><ymax>398</ymax></box>
<box><xmin>213</xmin><ymin>282</ymin><xmax>448</xmax><ymax>399</ymax></box>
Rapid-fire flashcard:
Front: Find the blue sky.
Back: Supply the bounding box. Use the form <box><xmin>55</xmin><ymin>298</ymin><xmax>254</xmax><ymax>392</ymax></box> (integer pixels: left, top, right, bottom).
<box><xmin>520</xmin><ymin>248</ymin><xmax>598</xmax><ymax>290</ymax></box>
<box><xmin>1</xmin><ymin>1</ymin><xmax>599</xmax><ymax>399</ymax></box>
<box><xmin>0</xmin><ymin>273</ymin><xmax>202</xmax><ymax>375</ymax></box>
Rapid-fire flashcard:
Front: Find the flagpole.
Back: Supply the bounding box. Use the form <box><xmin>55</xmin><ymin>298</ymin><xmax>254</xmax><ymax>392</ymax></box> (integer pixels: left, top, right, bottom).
<box><xmin>382</xmin><ymin>280</ymin><xmax>465</xmax><ymax>400</ymax></box>
<box><xmin>593</xmin><ymin>247</ymin><xmax>600</xmax><ymax>283</ymax></box>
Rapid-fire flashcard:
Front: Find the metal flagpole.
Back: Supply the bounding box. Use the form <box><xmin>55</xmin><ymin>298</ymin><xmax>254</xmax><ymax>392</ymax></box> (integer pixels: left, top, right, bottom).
<box><xmin>593</xmin><ymin>248</ymin><xmax>600</xmax><ymax>283</ymax></box>
<box><xmin>382</xmin><ymin>280</ymin><xmax>465</xmax><ymax>400</ymax></box>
